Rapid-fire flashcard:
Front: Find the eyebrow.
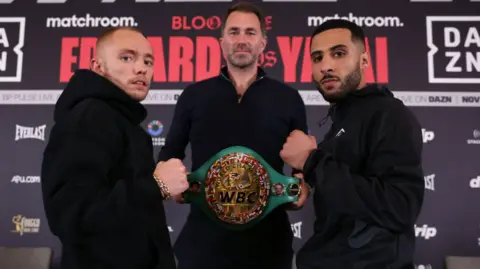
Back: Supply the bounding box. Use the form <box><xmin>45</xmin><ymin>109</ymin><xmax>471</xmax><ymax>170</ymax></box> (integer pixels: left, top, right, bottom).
<box><xmin>120</xmin><ymin>48</ymin><xmax>154</xmax><ymax>61</ymax></box>
<box><xmin>310</xmin><ymin>44</ymin><xmax>348</xmax><ymax>57</ymax></box>
<box><xmin>228</xmin><ymin>26</ymin><xmax>257</xmax><ymax>32</ymax></box>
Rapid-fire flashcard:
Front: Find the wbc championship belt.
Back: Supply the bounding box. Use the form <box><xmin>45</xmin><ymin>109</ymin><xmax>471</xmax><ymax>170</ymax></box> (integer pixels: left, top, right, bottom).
<box><xmin>182</xmin><ymin>146</ymin><xmax>301</xmax><ymax>230</ymax></box>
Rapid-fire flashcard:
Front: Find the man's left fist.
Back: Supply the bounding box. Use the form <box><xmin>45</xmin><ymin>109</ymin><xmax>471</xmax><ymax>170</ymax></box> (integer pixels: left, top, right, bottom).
<box><xmin>280</xmin><ymin>130</ymin><xmax>317</xmax><ymax>170</ymax></box>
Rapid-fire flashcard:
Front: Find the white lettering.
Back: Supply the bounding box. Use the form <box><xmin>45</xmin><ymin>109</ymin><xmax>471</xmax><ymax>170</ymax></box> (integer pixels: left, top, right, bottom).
<box><xmin>445</xmin><ymin>51</ymin><xmax>462</xmax><ymax>72</ymax></box>
<box><xmin>465</xmin><ymin>27</ymin><xmax>480</xmax><ymax>47</ymax></box>
<box><xmin>291</xmin><ymin>222</ymin><xmax>302</xmax><ymax>239</ymax></box>
<box><xmin>424</xmin><ymin>174</ymin><xmax>435</xmax><ymax>191</ymax></box>
<box><xmin>470</xmin><ymin>176</ymin><xmax>480</xmax><ymax>188</ymax></box>
<box><xmin>307</xmin><ymin>13</ymin><xmax>404</xmax><ymax>27</ymax></box>
<box><xmin>46</xmin><ymin>14</ymin><xmax>137</xmax><ymax>28</ymax></box>
<box><xmin>0</xmin><ymin>28</ymin><xmax>9</xmax><ymax>47</ymax></box>
<box><xmin>444</xmin><ymin>27</ymin><xmax>460</xmax><ymax>47</ymax></box>
<box><xmin>15</xmin><ymin>124</ymin><xmax>46</xmax><ymax>141</ymax></box>
<box><xmin>415</xmin><ymin>224</ymin><xmax>437</xmax><ymax>239</ymax></box>
<box><xmin>466</xmin><ymin>52</ymin><xmax>480</xmax><ymax>72</ymax></box>
<box><xmin>422</xmin><ymin>129</ymin><xmax>435</xmax><ymax>143</ymax></box>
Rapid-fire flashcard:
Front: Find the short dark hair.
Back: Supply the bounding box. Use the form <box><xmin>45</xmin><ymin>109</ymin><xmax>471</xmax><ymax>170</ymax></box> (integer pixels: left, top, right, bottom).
<box><xmin>310</xmin><ymin>19</ymin><xmax>366</xmax><ymax>51</ymax></box>
<box><xmin>221</xmin><ymin>2</ymin><xmax>267</xmax><ymax>37</ymax></box>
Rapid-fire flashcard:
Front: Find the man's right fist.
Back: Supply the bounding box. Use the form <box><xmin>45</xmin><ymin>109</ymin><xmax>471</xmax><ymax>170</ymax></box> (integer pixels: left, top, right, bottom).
<box><xmin>154</xmin><ymin>158</ymin><xmax>189</xmax><ymax>198</ymax></box>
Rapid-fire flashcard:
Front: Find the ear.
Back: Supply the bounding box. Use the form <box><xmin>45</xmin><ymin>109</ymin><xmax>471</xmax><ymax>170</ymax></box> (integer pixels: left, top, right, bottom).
<box><xmin>360</xmin><ymin>52</ymin><xmax>370</xmax><ymax>70</ymax></box>
<box><xmin>261</xmin><ymin>36</ymin><xmax>267</xmax><ymax>50</ymax></box>
<box><xmin>90</xmin><ymin>58</ymin><xmax>103</xmax><ymax>75</ymax></box>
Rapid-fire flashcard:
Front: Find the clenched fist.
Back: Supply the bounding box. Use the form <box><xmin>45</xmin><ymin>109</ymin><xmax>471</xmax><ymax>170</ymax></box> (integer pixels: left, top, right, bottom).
<box><xmin>280</xmin><ymin>130</ymin><xmax>317</xmax><ymax>170</ymax></box>
<box><xmin>153</xmin><ymin>158</ymin><xmax>189</xmax><ymax>198</ymax></box>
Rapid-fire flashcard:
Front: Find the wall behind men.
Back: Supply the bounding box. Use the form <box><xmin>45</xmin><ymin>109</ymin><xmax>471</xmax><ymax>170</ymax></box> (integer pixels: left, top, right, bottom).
<box><xmin>0</xmin><ymin>1</ymin><xmax>479</xmax><ymax>269</ymax></box>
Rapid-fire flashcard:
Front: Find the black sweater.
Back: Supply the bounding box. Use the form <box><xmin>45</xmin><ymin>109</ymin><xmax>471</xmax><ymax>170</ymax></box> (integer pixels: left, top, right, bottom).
<box><xmin>41</xmin><ymin>69</ymin><xmax>175</xmax><ymax>269</ymax></box>
<box><xmin>297</xmin><ymin>84</ymin><xmax>425</xmax><ymax>269</ymax></box>
<box><xmin>157</xmin><ymin>67</ymin><xmax>308</xmax><ymax>266</ymax></box>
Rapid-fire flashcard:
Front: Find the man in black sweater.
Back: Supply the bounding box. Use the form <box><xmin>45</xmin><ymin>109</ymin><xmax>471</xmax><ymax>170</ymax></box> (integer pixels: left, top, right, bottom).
<box><xmin>280</xmin><ymin>20</ymin><xmax>425</xmax><ymax>269</ymax></box>
<box><xmin>41</xmin><ymin>27</ymin><xmax>188</xmax><ymax>269</ymax></box>
<box><xmin>157</xmin><ymin>3</ymin><xmax>309</xmax><ymax>269</ymax></box>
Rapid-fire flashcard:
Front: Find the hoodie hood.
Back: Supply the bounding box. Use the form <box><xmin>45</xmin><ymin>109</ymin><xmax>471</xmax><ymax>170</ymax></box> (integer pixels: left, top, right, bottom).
<box><xmin>325</xmin><ymin>83</ymin><xmax>395</xmax><ymax>123</ymax></box>
<box><xmin>54</xmin><ymin>69</ymin><xmax>147</xmax><ymax>125</ymax></box>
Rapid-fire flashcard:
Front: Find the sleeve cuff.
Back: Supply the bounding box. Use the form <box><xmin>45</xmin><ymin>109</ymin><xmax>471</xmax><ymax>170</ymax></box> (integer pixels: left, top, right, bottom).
<box><xmin>302</xmin><ymin>148</ymin><xmax>328</xmax><ymax>186</ymax></box>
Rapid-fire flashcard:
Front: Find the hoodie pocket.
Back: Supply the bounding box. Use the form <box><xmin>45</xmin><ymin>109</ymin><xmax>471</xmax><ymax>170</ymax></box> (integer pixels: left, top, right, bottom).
<box><xmin>348</xmin><ymin>219</ymin><xmax>398</xmax><ymax>268</ymax></box>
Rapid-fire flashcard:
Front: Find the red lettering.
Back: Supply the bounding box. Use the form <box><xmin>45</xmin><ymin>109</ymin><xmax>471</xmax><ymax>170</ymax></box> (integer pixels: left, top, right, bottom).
<box><xmin>196</xmin><ymin>36</ymin><xmax>221</xmax><ymax>81</ymax></box>
<box><xmin>276</xmin><ymin>36</ymin><xmax>389</xmax><ymax>84</ymax></box>
<box><xmin>172</xmin><ymin>16</ymin><xmax>217</xmax><ymax>31</ymax></box>
<box><xmin>59</xmin><ymin>37</ymin><xmax>78</xmax><ymax>82</ymax></box>
<box><xmin>79</xmin><ymin>37</ymin><xmax>96</xmax><ymax>69</ymax></box>
<box><xmin>277</xmin><ymin>36</ymin><xmax>305</xmax><ymax>83</ymax></box>
<box><xmin>147</xmin><ymin>37</ymin><xmax>167</xmax><ymax>82</ymax></box>
<box><xmin>171</xmin><ymin>16</ymin><xmax>183</xmax><ymax>30</ymax></box>
<box><xmin>364</xmin><ymin>38</ymin><xmax>375</xmax><ymax>83</ymax></box>
<box><xmin>300</xmin><ymin>37</ymin><xmax>311</xmax><ymax>83</ymax></box>
<box><xmin>375</xmin><ymin>37</ymin><xmax>388</xmax><ymax>84</ymax></box>
<box><xmin>258</xmin><ymin>51</ymin><xmax>278</xmax><ymax>68</ymax></box>
<box><xmin>265</xmin><ymin>16</ymin><xmax>272</xmax><ymax>30</ymax></box>
<box><xmin>169</xmin><ymin>37</ymin><xmax>194</xmax><ymax>82</ymax></box>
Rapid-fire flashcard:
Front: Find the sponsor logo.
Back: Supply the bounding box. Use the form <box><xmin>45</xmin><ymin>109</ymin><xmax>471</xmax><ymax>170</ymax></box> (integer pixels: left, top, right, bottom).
<box><xmin>0</xmin><ymin>90</ymin><xmax>61</xmax><ymax>104</ymax></box>
<box><xmin>11</xmin><ymin>175</ymin><xmax>41</xmax><ymax>184</ymax></box>
<box><xmin>470</xmin><ymin>176</ymin><xmax>480</xmax><ymax>188</ymax></box>
<box><xmin>11</xmin><ymin>215</ymin><xmax>40</xmax><ymax>236</ymax></box>
<box><xmin>46</xmin><ymin>14</ymin><xmax>138</xmax><ymax>28</ymax></box>
<box><xmin>291</xmin><ymin>221</ymin><xmax>302</xmax><ymax>239</ymax></box>
<box><xmin>0</xmin><ymin>17</ymin><xmax>25</xmax><ymax>82</ymax></box>
<box><xmin>425</xmin><ymin>174</ymin><xmax>435</xmax><ymax>191</ymax></box>
<box><xmin>467</xmin><ymin>129</ymin><xmax>480</xmax><ymax>144</ymax></box>
<box><xmin>172</xmin><ymin>15</ymin><xmax>272</xmax><ymax>31</ymax></box>
<box><xmin>147</xmin><ymin>120</ymin><xmax>165</xmax><ymax>147</ymax></box>
<box><xmin>415</xmin><ymin>224</ymin><xmax>437</xmax><ymax>239</ymax></box>
<box><xmin>15</xmin><ymin>124</ymin><xmax>46</xmax><ymax>141</ymax></box>
<box><xmin>426</xmin><ymin>16</ymin><xmax>480</xmax><ymax>83</ymax></box>
<box><xmin>307</xmin><ymin>13</ymin><xmax>404</xmax><ymax>27</ymax></box>
<box><xmin>395</xmin><ymin>92</ymin><xmax>480</xmax><ymax>107</ymax></box>
<box><xmin>422</xmin><ymin>129</ymin><xmax>435</xmax><ymax>143</ymax></box>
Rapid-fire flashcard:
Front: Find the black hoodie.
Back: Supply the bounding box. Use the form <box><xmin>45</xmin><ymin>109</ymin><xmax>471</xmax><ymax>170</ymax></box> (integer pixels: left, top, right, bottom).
<box><xmin>296</xmin><ymin>84</ymin><xmax>425</xmax><ymax>269</ymax></box>
<box><xmin>41</xmin><ymin>69</ymin><xmax>176</xmax><ymax>269</ymax></box>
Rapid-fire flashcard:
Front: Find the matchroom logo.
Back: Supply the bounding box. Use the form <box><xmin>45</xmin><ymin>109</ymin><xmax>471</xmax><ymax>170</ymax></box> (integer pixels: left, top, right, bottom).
<box><xmin>426</xmin><ymin>16</ymin><xmax>480</xmax><ymax>84</ymax></box>
<box><xmin>0</xmin><ymin>17</ymin><xmax>25</xmax><ymax>82</ymax></box>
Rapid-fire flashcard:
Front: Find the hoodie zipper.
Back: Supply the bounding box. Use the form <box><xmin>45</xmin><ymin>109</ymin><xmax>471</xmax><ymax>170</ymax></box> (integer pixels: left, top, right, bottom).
<box><xmin>220</xmin><ymin>72</ymin><xmax>265</xmax><ymax>104</ymax></box>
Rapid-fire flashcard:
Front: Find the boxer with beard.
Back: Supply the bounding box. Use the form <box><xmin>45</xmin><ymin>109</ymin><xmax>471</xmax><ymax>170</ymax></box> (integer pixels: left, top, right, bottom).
<box><xmin>280</xmin><ymin>20</ymin><xmax>425</xmax><ymax>269</ymax></box>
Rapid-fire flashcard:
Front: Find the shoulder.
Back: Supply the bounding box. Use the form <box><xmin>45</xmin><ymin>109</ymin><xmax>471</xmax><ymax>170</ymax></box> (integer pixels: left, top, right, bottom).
<box><xmin>262</xmin><ymin>77</ymin><xmax>305</xmax><ymax>103</ymax></box>
<box><xmin>369</xmin><ymin>97</ymin><xmax>422</xmax><ymax>136</ymax></box>
<box><xmin>56</xmin><ymin>98</ymin><xmax>124</xmax><ymax>139</ymax></box>
<box><xmin>177</xmin><ymin>76</ymin><xmax>220</xmax><ymax>102</ymax></box>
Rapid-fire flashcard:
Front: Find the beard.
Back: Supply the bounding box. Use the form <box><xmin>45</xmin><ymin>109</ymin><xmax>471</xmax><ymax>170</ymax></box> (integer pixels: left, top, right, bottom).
<box><xmin>314</xmin><ymin>64</ymin><xmax>362</xmax><ymax>103</ymax></box>
<box><xmin>226</xmin><ymin>43</ymin><xmax>259</xmax><ymax>69</ymax></box>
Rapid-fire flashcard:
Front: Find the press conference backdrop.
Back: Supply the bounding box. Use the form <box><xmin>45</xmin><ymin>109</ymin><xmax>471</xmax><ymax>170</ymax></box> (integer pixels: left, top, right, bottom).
<box><xmin>0</xmin><ymin>0</ymin><xmax>479</xmax><ymax>268</ymax></box>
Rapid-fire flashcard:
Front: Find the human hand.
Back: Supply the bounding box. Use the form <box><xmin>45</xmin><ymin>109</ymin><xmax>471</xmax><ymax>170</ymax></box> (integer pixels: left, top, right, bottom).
<box><xmin>153</xmin><ymin>158</ymin><xmax>189</xmax><ymax>199</ymax></box>
<box><xmin>285</xmin><ymin>173</ymin><xmax>309</xmax><ymax>211</ymax></box>
<box><xmin>280</xmin><ymin>130</ymin><xmax>317</xmax><ymax>170</ymax></box>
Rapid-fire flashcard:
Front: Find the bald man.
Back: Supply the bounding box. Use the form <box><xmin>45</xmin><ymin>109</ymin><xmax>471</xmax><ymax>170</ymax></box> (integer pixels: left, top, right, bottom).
<box><xmin>41</xmin><ymin>27</ymin><xmax>187</xmax><ymax>269</ymax></box>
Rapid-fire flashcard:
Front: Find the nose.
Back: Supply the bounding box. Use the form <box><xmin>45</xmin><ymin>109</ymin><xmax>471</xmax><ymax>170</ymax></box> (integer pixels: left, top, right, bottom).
<box><xmin>318</xmin><ymin>57</ymin><xmax>334</xmax><ymax>75</ymax></box>
<box><xmin>134</xmin><ymin>60</ymin><xmax>148</xmax><ymax>74</ymax></box>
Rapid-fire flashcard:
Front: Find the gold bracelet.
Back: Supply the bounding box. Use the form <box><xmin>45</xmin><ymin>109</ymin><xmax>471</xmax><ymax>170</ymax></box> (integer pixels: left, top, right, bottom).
<box><xmin>153</xmin><ymin>173</ymin><xmax>170</xmax><ymax>200</ymax></box>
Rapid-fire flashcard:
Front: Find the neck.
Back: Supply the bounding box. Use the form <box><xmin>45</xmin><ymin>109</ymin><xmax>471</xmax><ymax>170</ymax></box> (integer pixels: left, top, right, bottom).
<box><xmin>356</xmin><ymin>76</ymin><xmax>367</xmax><ymax>90</ymax></box>
<box><xmin>226</xmin><ymin>63</ymin><xmax>258</xmax><ymax>95</ymax></box>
